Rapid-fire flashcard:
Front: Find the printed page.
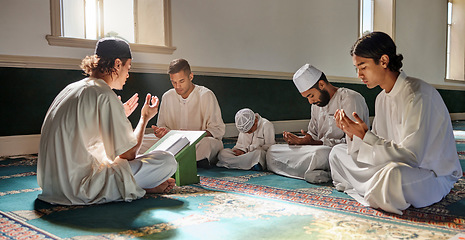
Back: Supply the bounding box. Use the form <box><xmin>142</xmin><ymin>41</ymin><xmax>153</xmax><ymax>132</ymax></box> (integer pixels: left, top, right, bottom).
<box><xmin>153</xmin><ymin>133</ymin><xmax>185</xmax><ymax>152</ymax></box>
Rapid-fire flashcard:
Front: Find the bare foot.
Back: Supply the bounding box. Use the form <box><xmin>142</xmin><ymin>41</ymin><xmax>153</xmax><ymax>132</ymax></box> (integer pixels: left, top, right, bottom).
<box><xmin>145</xmin><ymin>178</ymin><xmax>176</xmax><ymax>194</ymax></box>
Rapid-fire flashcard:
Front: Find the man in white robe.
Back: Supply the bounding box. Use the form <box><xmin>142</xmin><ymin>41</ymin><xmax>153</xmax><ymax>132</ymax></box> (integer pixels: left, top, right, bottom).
<box><xmin>217</xmin><ymin>108</ymin><xmax>275</xmax><ymax>170</ymax></box>
<box><xmin>141</xmin><ymin>58</ymin><xmax>226</xmax><ymax>168</ymax></box>
<box><xmin>266</xmin><ymin>64</ymin><xmax>370</xmax><ymax>183</ymax></box>
<box><xmin>330</xmin><ymin>32</ymin><xmax>462</xmax><ymax>215</ymax></box>
<box><xmin>38</xmin><ymin>38</ymin><xmax>177</xmax><ymax>205</ymax></box>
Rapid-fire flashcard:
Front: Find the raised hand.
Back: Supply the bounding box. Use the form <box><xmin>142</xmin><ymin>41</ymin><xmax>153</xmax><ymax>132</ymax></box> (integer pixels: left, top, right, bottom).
<box><xmin>140</xmin><ymin>93</ymin><xmax>159</xmax><ymax>121</ymax></box>
<box><xmin>335</xmin><ymin>109</ymin><xmax>368</xmax><ymax>140</ymax></box>
<box><xmin>119</xmin><ymin>93</ymin><xmax>139</xmax><ymax>117</ymax></box>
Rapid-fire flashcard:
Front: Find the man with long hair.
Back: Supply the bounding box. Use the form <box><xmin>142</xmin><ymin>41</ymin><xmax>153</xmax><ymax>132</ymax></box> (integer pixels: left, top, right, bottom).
<box><xmin>37</xmin><ymin>38</ymin><xmax>177</xmax><ymax>205</ymax></box>
<box><xmin>330</xmin><ymin>32</ymin><xmax>462</xmax><ymax>214</ymax></box>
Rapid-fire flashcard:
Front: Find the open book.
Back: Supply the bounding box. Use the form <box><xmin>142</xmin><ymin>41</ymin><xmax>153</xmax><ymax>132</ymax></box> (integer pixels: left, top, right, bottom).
<box><xmin>145</xmin><ymin>130</ymin><xmax>206</xmax><ymax>156</ymax></box>
<box><xmin>143</xmin><ymin>130</ymin><xmax>206</xmax><ymax>186</ymax></box>
<box><xmin>152</xmin><ymin>133</ymin><xmax>190</xmax><ymax>156</ymax></box>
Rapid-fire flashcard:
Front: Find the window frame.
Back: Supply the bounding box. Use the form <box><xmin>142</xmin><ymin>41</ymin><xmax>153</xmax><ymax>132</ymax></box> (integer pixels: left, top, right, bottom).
<box><xmin>359</xmin><ymin>0</ymin><xmax>396</xmax><ymax>39</ymax></box>
<box><xmin>446</xmin><ymin>0</ymin><xmax>465</xmax><ymax>82</ymax></box>
<box><xmin>46</xmin><ymin>0</ymin><xmax>176</xmax><ymax>54</ymax></box>
<box><xmin>359</xmin><ymin>0</ymin><xmax>374</xmax><ymax>37</ymax></box>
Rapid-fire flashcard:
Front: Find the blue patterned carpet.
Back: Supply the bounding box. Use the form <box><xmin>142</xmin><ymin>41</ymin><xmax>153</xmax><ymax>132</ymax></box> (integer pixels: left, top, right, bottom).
<box><xmin>1</xmin><ymin>121</ymin><xmax>464</xmax><ymax>239</ymax></box>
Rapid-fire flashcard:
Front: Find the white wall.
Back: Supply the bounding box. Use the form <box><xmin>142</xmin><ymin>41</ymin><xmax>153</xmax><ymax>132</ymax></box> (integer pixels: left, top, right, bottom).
<box><xmin>396</xmin><ymin>0</ymin><xmax>449</xmax><ymax>86</ymax></box>
<box><xmin>0</xmin><ymin>0</ymin><xmax>90</xmax><ymax>60</ymax></box>
<box><xmin>0</xmin><ymin>0</ymin><xmax>359</xmax><ymax>76</ymax></box>
<box><xmin>1</xmin><ymin>0</ymin><xmax>464</xmax><ymax>87</ymax></box>
<box><xmin>161</xmin><ymin>0</ymin><xmax>359</xmax><ymax>76</ymax></box>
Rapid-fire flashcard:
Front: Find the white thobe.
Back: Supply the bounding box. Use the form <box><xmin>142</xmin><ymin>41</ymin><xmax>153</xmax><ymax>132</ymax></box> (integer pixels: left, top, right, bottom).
<box><xmin>217</xmin><ymin>114</ymin><xmax>275</xmax><ymax>170</ymax></box>
<box><xmin>38</xmin><ymin>78</ymin><xmax>176</xmax><ymax>205</ymax></box>
<box><xmin>266</xmin><ymin>87</ymin><xmax>370</xmax><ymax>183</ymax></box>
<box><xmin>329</xmin><ymin>72</ymin><xmax>462</xmax><ymax>215</ymax></box>
<box><xmin>141</xmin><ymin>85</ymin><xmax>225</xmax><ymax>162</ymax></box>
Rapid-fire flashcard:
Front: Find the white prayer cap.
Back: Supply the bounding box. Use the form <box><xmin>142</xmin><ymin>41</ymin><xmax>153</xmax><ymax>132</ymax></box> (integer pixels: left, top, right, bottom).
<box><xmin>292</xmin><ymin>64</ymin><xmax>323</xmax><ymax>93</ymax></box>
<box><xmin>235</xmin><ymin>108</ymin><xmax>256</xmax><ymax>133</ymax></box>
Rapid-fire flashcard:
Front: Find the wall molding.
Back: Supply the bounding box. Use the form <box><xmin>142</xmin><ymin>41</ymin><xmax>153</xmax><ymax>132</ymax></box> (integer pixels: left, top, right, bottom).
<box><xmin>0</xmin><ymin>135</ymin><xmax>41</xmax><ymax>157</ymax></box>
<box><xmin>46</xmin><ymin>36</ymin><xmax>177</xmax><ymax>55</ymax></box>
<box><xmin>451</xmin><ymin>113</ymin><xmax>465</xmax><ymax>121</ymax></box>
<box><xmin>0</xmin><ymin>119</ymin><xmax>308</xmax><ymax>156</ymax></box>
<box><xmin>3</xmin><ymin>54</ymin><xmax>465</xmax><ymax>90</ymax></box>
<box><xmin>0</xmin><ymin>54</ymin><xmax>81</xmax><ymax>70</ymax></box>
<box><xmin>3</xmin><ymin>116</ymin><xmax>465</xmax><ymax>157</ymax></box>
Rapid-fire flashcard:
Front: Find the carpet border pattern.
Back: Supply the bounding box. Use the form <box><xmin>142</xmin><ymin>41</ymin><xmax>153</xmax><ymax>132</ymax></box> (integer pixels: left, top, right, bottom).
<box><xmin>0</xmin><ymin>210</ymin><xmax>61</xmax><ymax>240</ymax></box>
<box><xmin>198</xmin><ymin>176</ymin><xmax>465</xmax><ymax>231</ymax></box>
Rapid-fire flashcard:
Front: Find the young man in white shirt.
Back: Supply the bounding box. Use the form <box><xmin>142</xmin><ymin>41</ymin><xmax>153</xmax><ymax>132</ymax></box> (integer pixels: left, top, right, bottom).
<box><xmin>143</xmin><ymin>59</ymin><xmax>226</xmax><ymax>168</ymax></box>
<box><xmin>330</xmin><ymin>31</ymin><xmax>462</xmax><ymax>215</ymax></box>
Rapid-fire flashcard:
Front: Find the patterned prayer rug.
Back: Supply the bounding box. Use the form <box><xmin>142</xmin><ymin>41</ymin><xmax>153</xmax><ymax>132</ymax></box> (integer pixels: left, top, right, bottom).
<box><xmin>1</xmin><ymin>156</ymin><xmax>464</xmax><ymax>239</ymax></box>
<box><xmin>1</xmin><ymin>121</ymin><xmax>464</xmax><ymax>239</ymax></box>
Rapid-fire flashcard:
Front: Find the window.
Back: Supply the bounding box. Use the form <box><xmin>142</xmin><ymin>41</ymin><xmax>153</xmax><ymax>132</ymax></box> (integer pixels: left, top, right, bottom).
<box><xmin>447</xmin><ymin>0</ymin><xmax>465</xmax><ymax>81</ymax></box>
<box><xmin>359</xmin><ymin>0</ymin><xmax>395</xmax><ymax>38</ymax></box>
<box><xmin>47</xmin><ymin>0</ymin><xmax>176</xmax><ymax>54</ymax></box>
<box><xmin>360</xmin><ymin>0</ymin><xmax>373</xmax><ymax>36</ymax></box>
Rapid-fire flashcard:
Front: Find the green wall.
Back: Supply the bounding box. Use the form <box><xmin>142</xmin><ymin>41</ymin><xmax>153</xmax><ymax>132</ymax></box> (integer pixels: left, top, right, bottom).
<box><xmin>1</xmin><ymin>67</ymin><xmax>464</xmax><ymax>136</ymax></box>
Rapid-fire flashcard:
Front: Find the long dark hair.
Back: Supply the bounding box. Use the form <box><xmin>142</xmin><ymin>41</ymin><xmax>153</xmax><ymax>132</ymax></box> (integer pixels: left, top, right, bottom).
<box><xmin>350</xmin><ymin>32</ymin><xmax>403</xmax><ymax>72</ymax></box>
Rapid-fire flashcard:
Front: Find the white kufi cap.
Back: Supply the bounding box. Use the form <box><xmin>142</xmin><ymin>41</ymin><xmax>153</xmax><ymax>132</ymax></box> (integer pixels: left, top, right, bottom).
<box><xmin>235</xmin><ymin>108</ymin><xmax>256</xmax><ymax>133</ymax></box>
<box><xmin>292</xmin><ymin>64</ymin><xmax>322</xmax><ymax>93</ymax></box>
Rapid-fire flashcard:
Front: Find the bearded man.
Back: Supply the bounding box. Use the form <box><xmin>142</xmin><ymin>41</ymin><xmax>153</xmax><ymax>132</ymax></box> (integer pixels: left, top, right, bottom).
<box><xmin>266</xmin><ymin>64</ymin><xmax>369</xmax><ymax>183</ymax></box>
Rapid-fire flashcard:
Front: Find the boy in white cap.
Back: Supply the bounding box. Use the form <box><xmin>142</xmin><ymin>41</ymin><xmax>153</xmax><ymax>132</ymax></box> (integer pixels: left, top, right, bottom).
<box><xmin>37</xmin><ymin>38</ymin><xmax>177</xmax><ymax>205</ymax></box>
<box><xmin>217</xmin><ymin>108</ymin><xmax>275</xmax><ymax>170</ymax></box>
<box><xmin>266</xmin><ymin>64</ymin><xmax>369</xmax><ymax>183</ymax></box>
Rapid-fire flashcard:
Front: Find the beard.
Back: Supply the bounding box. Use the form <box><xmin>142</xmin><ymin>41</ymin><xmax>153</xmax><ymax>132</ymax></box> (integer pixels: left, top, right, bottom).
<box><xmin>315</xmin><ymin>88</ymin><xmax>331</xmax><ymax>107</ymax></box>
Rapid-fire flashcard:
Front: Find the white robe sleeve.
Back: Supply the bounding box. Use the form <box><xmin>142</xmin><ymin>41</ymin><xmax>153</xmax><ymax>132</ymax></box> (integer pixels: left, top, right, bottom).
<box><xmin>200</xmin><ymin>90</ymin><xmax>226</xmax><ymax>140</ymax></box>
<box><xmin>321</xmin><ymin>90</ymin><xmax>370</xmax><ymax>147</ymax></box>
<box><xmin>234</xmin><ymin>117</ymin><xmax>275</xmax><ymax>153</ymax></box>
<box><xmin>346</xmin><ymin>134</ymin><xmax>363</xmax><ymax>156</ymax></box>
<box><xmin>261</xmin><ymin>120</ymin><xmax>276</xmax><ymax>151</ymax></box>
<box><xmin>98</xmin><ymin>94</ymin><xmax>138</xmax><ymax>159</ymax></box>
<box><xmin>233</xmin><ymin>133</ymin><xmax>249</xmax><ymax>152</ymax></box>
<box><xmin>341</xmin><ymin>90</ymin><xmax>371</xmax><ymax>128</ymax></box>
<box><xmin>320</xmin><ymin>129</ymin><xmax>346</xmax><ymax>147</ymax></box>
<box><xmin>308</xmin><ymin>105</ymin><xmax>319</xmax><ymax>140</ymax></box>
<box><xmin>156</xmin><ymin>92</ymin><xmax>171</xmax><ymax>130</ymax></box>
<box><xmin>341</xmin><ymin>90</ymin><xmax>370</xmax><ymax>155</ymax></box>
<box><xmin>248</xmin><ymin>119</ymin><xmax>276</xmax><ymax>152</ymax></box>
<box><xmin>358</xmin><ymin>94</ymin><xmax>423</xmax><ymax>167</ymax></box>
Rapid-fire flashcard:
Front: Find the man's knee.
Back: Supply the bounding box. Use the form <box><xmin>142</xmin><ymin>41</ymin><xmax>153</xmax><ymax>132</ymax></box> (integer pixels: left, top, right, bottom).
<box><xmin>165</xmin><ymin>156</ymin><xmax>178</xmax><ymax>171</ymax></box>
